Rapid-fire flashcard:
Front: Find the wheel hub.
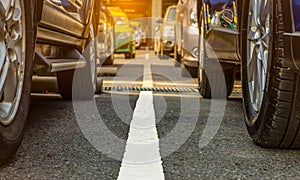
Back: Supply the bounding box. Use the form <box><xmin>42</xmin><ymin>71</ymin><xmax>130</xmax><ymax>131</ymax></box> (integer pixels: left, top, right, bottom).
<box><xmin>247</xmin><ymin>0</ymin><xmax>270</xmax><ymax>112</ymax></box>
<box><xmin>0</xmin><ymin>0</ymin><xmax>24</xmax><ymax>125</ymax></box>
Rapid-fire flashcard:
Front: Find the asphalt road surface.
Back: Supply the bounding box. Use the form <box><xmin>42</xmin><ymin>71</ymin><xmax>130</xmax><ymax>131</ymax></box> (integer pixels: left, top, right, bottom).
<box><xmin>1</xmin><ymin>50</ymin><xmax>300</xmax><ymax>179</ymax></box>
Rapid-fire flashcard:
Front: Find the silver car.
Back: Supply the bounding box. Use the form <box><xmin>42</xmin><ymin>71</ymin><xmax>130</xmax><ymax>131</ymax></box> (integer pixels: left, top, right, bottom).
<box><xmin>154</xmin><ymin>5</ymin><xmax>177</xmax><ymax>59</ymax></box>
<box><xmin>175</xmin><ymin>0</ymin><xmax>199</xmax><ymax>77</ymax></box>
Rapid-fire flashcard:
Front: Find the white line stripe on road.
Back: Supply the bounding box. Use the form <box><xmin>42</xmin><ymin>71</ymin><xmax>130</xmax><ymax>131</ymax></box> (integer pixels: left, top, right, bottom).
<box><xmin>117</xmin><ymin>59</ymin><xmax>165</xmax><ymax>180</ymax></box>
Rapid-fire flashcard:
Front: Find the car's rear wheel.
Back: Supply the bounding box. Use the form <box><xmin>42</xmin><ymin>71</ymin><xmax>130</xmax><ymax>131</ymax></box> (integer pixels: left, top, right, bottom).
<box><xmin>124</xmin><ymin>42</ymin><xmax>135</xmax><ymax>59</ymax></box>
<box><xmin>125</xmin><ymin>51</ymin><xmax>133</xmax><ymax>59</ymax></box>
<box><xmin>242</xmin><ymin>0</ymin><xmax>300</xmax><ymax>148</ymax></box>
<box><xmin>0</xmin><ymin>0</ymin><xmax>35</xmax><ymax>164</ymax></box>
<box><xmin>57</xmin><ymin>24</ymin><xmax>97</xmax><ymax>100</ymax></box>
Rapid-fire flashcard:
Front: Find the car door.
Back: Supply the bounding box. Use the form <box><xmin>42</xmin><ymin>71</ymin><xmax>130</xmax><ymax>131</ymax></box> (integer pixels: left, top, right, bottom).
<box><xmin>40</xmin><ymin>0</ymin><xmax>91</xmax><ymax>38</ymax></box>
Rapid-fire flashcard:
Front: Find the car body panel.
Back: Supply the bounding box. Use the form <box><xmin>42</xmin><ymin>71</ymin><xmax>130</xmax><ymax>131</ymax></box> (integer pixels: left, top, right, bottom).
<box><xmin>38</xmin><ymin>1</ymin><xmax>86</xmax><ymax>42</ymax></box>
<box><xmin>98</xmin><ymin>3</ymin><xmax>115</xmax><ymax>63</ymax></box>
<box><xmin>283</xmin><ymin>0</ymin><xmax>300</xmax><ymax>72</ymax></box>
<box><xmin>109</xmin><ymin>8</ymin><xmax>135</xmax><ymax>54</ymax></box>
<box><xmin>292</xmin><ymin>0</ymin><xmax>300</xmax><ymax>31</ymax></box>
<box><xmin>199</xmin><ymin>0</ymin><xmax>300</xmax><ymax>71</ymax></box>
<box><xmin>158</xmin><ymin>5</ymin><xmax>177</xmax><ymax>54</ymax></box>
<box><xmin>36</xmin><ymin>0</ymin><xmax>95</xmax><ymax>51</ymax></box>
<box><xmin>32</xmin><ymin>0</ymin><xmax>99</xmax><ymax>75</ymax></box>
<box><xmin>114</xmin><ymin>25</ymin><xmax>134</xmax><ymax>53</ymax></box>
<box><xmin>198</xmin><ymin>0</ymin><xmax>240</xmax><ymax>63</ymax></box>
<box><xmin>176</xmin><ymin>0</ymin><xmax>199</xmax><ymax>68</ymax></box>
<box><xmin>130</xmin><ymin>21</ymin><xmax>146</xmax><ymax>48</ymax></box>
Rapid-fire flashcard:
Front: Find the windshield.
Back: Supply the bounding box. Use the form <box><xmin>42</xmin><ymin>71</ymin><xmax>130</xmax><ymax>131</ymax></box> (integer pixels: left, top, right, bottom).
<box><xmin>113</xmin><ymin>16</ymin><xmax>127</xmax><ymax>25</ymax></box>
<box><xmin>166</xmin><ymin>8</ymin><xmax>177</xmax><ymax>22</ymax></box>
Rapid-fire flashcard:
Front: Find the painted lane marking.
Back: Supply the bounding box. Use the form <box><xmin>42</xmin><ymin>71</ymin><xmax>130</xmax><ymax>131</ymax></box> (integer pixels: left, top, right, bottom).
<box><xmin>117</xmin><ymin>59</ymin><xmax>164</xmax><ymax>180</ymax></box>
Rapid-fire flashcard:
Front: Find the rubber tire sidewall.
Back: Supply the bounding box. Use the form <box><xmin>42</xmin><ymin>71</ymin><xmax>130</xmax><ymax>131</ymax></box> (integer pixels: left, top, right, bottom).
<box><xmin>174</xmin><ymin>44</ymin><xmax>181</xmax><ymax>67</ymax></box>
<box><xmin>0</xmin><ymin>0</ymin><xmax>35</xmax><ymax>164</ymax></box>
<box><xmin>242</xmin><ymin>0</ymin><xmax>274</xmax><ymax>137</ymax></box>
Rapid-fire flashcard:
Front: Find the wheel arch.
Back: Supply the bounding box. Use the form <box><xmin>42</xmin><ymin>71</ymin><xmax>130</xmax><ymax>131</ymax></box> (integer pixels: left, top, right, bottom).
<box><xmin>36</xmin><ymin>0</ymin><xmax>43</xmax><ymax>24</ymax></box>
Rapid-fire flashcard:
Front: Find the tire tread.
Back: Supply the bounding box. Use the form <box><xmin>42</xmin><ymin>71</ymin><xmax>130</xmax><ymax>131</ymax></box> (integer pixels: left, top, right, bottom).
<box><xmin>253</xmin><ymin>0</ymin><xmax>300</xmax><ymax>148</ymax></box>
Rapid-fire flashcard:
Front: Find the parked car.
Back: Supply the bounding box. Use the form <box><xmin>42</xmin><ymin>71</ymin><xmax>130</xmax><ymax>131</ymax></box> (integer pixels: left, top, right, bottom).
<box><xmin>97</xmin><ymin>3</ymin><xmax>115</xmax><ymax>65</ymax></box>
<box><xmin>197</xmin><ymin>0</ymin><xmax>300</xmax><ymax>148</ymax></box>
<box><xmin>175</xmin><ymin>0</ymin><xmax>199</xmax><ymax>77</ymax></box>
<box><xmin>154</xmin><ymin>5</ymin><xmax>177</xmax><ymax>59</ymax></box>
<box><xmin>108</xmin><ymin>7</ymin><xmax>136</xmax><ymax>59</ymax></box>
<box><xmin>130</xmin><ymin>21</ymin><xmax>146</xmax><ymax>49</ymax></box>
<box><xmin>0</xmin><ymin>0</ymin><xmax>101</xmax><ymax>164</ymax></box>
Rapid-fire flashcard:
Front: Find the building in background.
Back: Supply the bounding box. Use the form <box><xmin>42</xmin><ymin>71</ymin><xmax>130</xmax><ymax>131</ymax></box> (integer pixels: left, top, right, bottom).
<box><xmin>104</xmin><ymin>0</ymin><xmax>177</xmax><ymax>19</ymax></box>
<box><xmin>104</xmin><ymin>0</ymin><xmax>178</xmax><ymax>48</ymax></box>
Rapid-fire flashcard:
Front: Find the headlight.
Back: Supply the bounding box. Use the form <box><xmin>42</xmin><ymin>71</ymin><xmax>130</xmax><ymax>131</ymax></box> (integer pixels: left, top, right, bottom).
<box><xmin>117</xmin><ymin>32</ymin><xmax>131</xmax><ymax>40</ymax></box>
<box><xmin>192</xmin><ymin>47</ymin><xmax>199</xmax><ymax>58</ymax></box>
<box><xmin>190</xmin><ymin>11</ymin><xmax>198</xmax><ymax>27</ymax></box>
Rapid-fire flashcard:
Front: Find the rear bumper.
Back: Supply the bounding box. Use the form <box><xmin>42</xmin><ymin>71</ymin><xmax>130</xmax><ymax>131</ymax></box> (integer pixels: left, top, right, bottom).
<box><xmin>115</xmin><ymin>42</ymin><xmax>131</xmax><ymax>53</ymax></box>
<box><xmin>205</xmin><ymin>27</ymin><xmax>240</xmax><ymax>64</ymax></box>
<box><xmin>115</xmin><ymin>49</ymin><xmax>130</xmax><ymax>53</ymax></box>
<box><xmin>284</xmin><ymin>32</ymin><xmax>300</xmax><ymax>72</ymax></box>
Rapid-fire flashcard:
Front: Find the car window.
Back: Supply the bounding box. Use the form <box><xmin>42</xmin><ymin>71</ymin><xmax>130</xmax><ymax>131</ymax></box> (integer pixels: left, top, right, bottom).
<box><xmin>113</xmin><ymin>16</ymin><xmax>127</xmax><ymax>25</ymax></box>
<box><xmin>166</xmin><ymin>8</ymin><xmax>177</xmax><ymax>22</ymax></box>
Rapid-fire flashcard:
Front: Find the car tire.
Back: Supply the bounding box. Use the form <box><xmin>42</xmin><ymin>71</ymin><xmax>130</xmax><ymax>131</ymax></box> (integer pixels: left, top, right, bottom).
<box><xmin>181</xmin><ymin>65</ymin><xmax>197</xmax><ymax>78</ymax></box>
<box><xmin>0</xmin><ymin>0</ymin><xmax>35</xmax><ymax>164</ymax></box>
<box><xmin>154</xmin><ymin>39</ymin><xmax>158</xmax><ymax>55</ymax></box>
<box><xmin>125</xmin><ymin>51</ymin><xmax>133</xmax><ymax>59</ymax></box>
<box><xmin>159</xmin><ymin>41</ymin><xmax>169</xmax><ymax>59</ymax></box>
<box><xmin>57</xmin><ymin>24</ymin><xmax>97</xmax><ymax>100</ymax></box>
<box><xmin>174</xmin><ymin>45</ymin><xmax>181</xmax><ymax>67</ymax></box>
<box><xmin>103</xmin><ymin>54</ymin><xmax>114</xmax><ymax>65</ymax></box>
<box><xmin>198</xmin><ymin>60</ymin><xmax>234</xmax><ymax>98</ymax></box>
<box><xmin>242</xmin><ymin>0</ymin><xmax>300</xmax><ymax>148</ymax></box>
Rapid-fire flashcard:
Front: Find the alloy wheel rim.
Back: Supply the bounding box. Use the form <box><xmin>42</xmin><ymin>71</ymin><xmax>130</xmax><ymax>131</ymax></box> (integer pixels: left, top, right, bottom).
<box><xmin>89</xmin><ymin>24</ymin><xmax>96</xmax><ymax>91</ymax></box>
<box><xmin>0</xmin><ymin>0</ymin><xmax>25</xmax><ymax>126</ymax></box>
<box><xmin>199</xmin><ymin>17</ymin><xmax>205</xmax><ymax>82</ymax></box>
<box><xmin>247</xmin><ymin>0</ymin><xmax>271</xmax><ymax>112</ymax></box>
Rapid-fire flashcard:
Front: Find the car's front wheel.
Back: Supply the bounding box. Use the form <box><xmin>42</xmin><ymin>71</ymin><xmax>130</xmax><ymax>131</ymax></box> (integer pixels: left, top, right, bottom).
<box><xmin>242</xmin><ymin>0</ymin><xmax>300</xmax><ymax>148</ymax></box>
<box><xmin>174</xmin><ymin>44</ymin><xmax>181</xmax><ymax>67</ymax></box>
<box><xmin>0</xmin><ymin>0</ymin><xmax>35</xmax><ymax>164</ymax></box>
<box><xmin>159</xmin><ymin>41</ymin><xmax>168</xmax><ymax>59</ymax></box>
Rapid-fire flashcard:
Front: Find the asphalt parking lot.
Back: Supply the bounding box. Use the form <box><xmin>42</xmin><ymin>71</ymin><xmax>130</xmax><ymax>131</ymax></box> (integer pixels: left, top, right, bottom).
<box><xmin>1</xmin><ymin>51</ymin><xmax>300</xmax><ymax>179</ymax></box>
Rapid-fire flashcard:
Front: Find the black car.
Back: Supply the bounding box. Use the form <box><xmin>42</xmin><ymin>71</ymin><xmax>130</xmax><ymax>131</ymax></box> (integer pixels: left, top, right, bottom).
<box><xmin>197</xmin><ymin>0</ymin><xmax>300</xmax><ymax>148</ymax></box>
<box><xmin>0</xmin><ymin>0</ymin><xmax>101</xmax><ymax>164</ymax></box>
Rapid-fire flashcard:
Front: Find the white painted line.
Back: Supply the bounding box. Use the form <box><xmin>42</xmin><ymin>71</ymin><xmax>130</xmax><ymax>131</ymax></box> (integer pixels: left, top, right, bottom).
<box><xmin>145</xmin><ymin>53</ymin><xmax>150</xmax><ymax>60</ymax></box>
<box><xmin>143</xmin><ymin>62</ymin><xmax>153</xmax><ymax>88</ymax></box>
<box><xmin>117</xmin><ymin>61</ymin><xmax>164</xmax><ymax>180</ymax></box>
